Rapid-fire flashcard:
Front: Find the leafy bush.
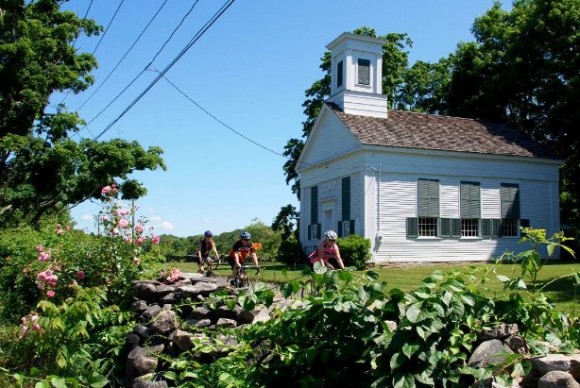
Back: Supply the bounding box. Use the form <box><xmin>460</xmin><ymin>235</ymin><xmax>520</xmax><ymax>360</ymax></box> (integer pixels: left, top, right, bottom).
<box><xmin>338</xmin><ymin>234</ymin><xmax>371</xmax><ymax>270</ymax></box>
<box><xmin>277</xmin><ymin>235</ymin><xmax>305</xmax><ymax>266</ymax></box>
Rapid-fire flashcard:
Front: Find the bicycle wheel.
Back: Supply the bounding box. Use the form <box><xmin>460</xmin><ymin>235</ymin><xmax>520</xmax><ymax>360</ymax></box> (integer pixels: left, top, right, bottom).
<box><xmin>241</xmin><ymin>276</ymin><xmax>253</xmax><ymax>290</ymax></box>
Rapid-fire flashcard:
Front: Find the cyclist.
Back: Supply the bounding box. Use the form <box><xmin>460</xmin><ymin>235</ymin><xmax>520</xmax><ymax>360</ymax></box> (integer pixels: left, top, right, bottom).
<box><xmin>228</xmin><ymin>231</ymin><xmax>260</xmax><ymax>278</ymax></box>
<box><xmin>308</xmin><ymin>230</ymin><xmax>345</xmax><ymax>270</ymax></box>
<box><xmin>197</xmin><ymin>230</ymin><xmax>219</xmax><ymax>273</ymax></box>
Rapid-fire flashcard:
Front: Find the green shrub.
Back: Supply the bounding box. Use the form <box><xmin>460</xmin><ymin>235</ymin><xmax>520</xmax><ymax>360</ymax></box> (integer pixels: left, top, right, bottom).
<box><xmin>337</xmin><ymin>234</ymin><xmax>371</xmax><ymax>270</ymax></box>
<box><xmin>277</xmin><ymin>235</ymin><xmax>305</xmax><ymax>266</ymax></box>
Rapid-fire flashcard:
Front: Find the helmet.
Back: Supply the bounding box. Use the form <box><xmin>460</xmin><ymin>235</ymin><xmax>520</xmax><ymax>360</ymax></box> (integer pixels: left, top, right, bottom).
<box><xmin>324</xmin><ymin>230</ymin><xmax>338</xmax><ymax>240</ymax></box>
<box><xmin>204</xmin><ymin>230</ymin><xmax>213</xmax><ymax>237</ymax></box>
<box><xmin>240</xmin><ymin>231</ymin><xmax>251</xmax><ymax>240</ymax></box>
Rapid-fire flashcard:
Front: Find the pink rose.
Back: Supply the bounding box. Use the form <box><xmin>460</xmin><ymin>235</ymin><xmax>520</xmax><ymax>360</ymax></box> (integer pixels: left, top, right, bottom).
<box><xmin>101</xmin><ymin>186</ymin><xmax>112</xmax><ymax>195</ymax></box>
<box><xmin>46</xmin><ymin>290</ymin><xmax>55</xmax><ymax>298</ymax></box>
<box><xmin>135</xmin><ymin>225</ymin><xmax>144</xmax><ymax>234</ymax></box>
<box><xmin>151</xmin><ymin>236</ymin><xmax>160</xmax><ymax>244</ymax></box>
<box><xmin>118</xmin><ymin>219</ymin><xmax>129</xmax><ymax>228</ymax></box>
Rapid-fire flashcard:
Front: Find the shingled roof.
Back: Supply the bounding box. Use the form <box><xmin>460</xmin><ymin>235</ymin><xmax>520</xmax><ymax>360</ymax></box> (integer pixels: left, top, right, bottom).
<box><xmin>327</xmin><ymin>103</ymin><xmax>556</xmax><ymax>159</ymax></box>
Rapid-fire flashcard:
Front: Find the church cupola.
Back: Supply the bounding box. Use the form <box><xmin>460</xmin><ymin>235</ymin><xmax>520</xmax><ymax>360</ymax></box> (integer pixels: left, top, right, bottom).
<box><xmin>326</xmin><ymin>33</ymin><xmax>388</xmax><ymax>118</ymax></box>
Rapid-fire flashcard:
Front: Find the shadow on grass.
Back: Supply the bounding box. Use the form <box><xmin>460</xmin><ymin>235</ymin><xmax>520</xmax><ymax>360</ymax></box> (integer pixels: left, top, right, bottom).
<box><xmin>534</xmin><ymin>275</ymin><xmax>580</xmax><ymax>304</ymax></box>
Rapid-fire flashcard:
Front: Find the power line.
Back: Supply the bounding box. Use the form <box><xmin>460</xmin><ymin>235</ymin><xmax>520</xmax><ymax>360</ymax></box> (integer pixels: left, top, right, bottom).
<box><xmin>90</xmin><ymin>0</ymin><xmax>126</xmax><ymax>56</ymax></box>
<box><xmin>80</xmin><ymin>0</ymin><xmax>202</xmax><ymax>134</ymax></box>
<box><xmin>75</xmin><ymin>0</ymin><xmax>171</xmax><ymax>112</ymax></box>
<box><xmin>158</xmin><ymin>71</ymin><xmax>285</xmax><ymax>158</ymax></box>
<box><xmin>93</xmin><ymin>0</ymin><xmax>237</xmax><ymax>141</ymax></box>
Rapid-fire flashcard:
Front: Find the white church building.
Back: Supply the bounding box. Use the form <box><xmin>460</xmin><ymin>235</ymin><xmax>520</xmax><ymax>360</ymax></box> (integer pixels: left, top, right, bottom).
<box><xmin>296</xmin><ymin>32</ymin><xmax>562</xmax><ymax>263</ymax></box>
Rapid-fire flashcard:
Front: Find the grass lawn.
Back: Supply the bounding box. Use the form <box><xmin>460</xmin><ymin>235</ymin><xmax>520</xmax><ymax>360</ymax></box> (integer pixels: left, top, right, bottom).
<box><xmin>163</xmin><ymin>259</ymin><xmax>580</xmax><ymax>316</ymax></box>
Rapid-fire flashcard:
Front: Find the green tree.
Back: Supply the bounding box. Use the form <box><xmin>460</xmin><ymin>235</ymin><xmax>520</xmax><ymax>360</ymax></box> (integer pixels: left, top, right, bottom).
<box><xmin>442</xmin><ymin>0</ymin><xmax>580</xmax><ymax>229</ymax></box>
<box><xmin>0</xmin><ymin>0</ymin><xmax>166</xmax><ymax>228</ymax></box>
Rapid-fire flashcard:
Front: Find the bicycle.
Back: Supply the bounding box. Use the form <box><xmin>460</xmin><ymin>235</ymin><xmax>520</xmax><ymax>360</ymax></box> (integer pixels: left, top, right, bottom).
<box><xmin>199</xmin><ymin>255</ymin><xmax>220</xmax><ymax>277</ymax></box>
<box><xmin>229</xmin><ymin>264</ymin><xmax>261</xmax><ymax>289</ymax></box>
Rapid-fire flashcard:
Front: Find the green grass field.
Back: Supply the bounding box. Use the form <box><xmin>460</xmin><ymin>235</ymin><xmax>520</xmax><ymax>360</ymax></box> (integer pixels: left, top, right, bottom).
<box><xmin>164</xmin><ymin>259</ymin><xmax>580</xmax><ymax>315</ymax></box>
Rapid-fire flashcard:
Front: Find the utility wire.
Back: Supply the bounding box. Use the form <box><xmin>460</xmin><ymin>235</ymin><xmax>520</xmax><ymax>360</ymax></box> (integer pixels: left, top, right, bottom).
<box><xmin>157</xmin><ymin>70</ymin><xmax>365</xmax><ymax>175</ymax></box>
<box><xmin>90</xmin><ymin>0</ymin><xmax>126</xmax><ymax>56</ymax></box>
<box><xmin>158</xmin><ymin>71</ymin><xmax>285</xmax><ymax>158</ymax></box>
<box><xmin>93</xmin><ymin>0</ymin><xmax>236</xmax><ymax>141</ymax></box>
<box><xmin>75</xmin><ymin>0</ymin><xmax>170</xmax><ymax>112</ymax></box>
<box><xmin>80</xmin><ymin>0</ymin><xmax>202</xmax><ymax>134</ymax></box>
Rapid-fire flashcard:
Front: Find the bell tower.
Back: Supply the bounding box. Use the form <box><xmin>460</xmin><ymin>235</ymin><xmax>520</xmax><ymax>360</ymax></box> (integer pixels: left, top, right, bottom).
<box><xmin>326</xmin><ymin>33</ymin><xmax>388</xmax><ymax>118</ymax></box>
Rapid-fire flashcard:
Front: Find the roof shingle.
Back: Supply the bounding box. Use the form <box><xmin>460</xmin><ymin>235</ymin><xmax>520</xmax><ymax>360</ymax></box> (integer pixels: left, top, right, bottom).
<box><xmin>327</xmin><ymin>103</ymin><xmax>555</xmax><ymax>159</ymax></box>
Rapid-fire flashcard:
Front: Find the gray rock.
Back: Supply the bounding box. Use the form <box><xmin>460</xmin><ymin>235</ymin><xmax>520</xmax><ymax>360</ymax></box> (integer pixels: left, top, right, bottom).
<box><xmin>468</xmin><ymin>339</ymin><xmax>514</xmax><ymax>368</ymax></box>
<box><xmin>141</xmin><ymin>305</ymin><xmax>162</xmax><ymax>321</ymax></box>
<box><xmin>178</xmin><ymin>282</ymin><xmax>219</xmax><ymax>296</ymax></box>
<box><xmin>529</xmin><ymin>353</ymin><xmax>580</xmax><ymax>375</ymax></box>
<box><xmin>216</xmin><ymin>318</ymin><xmax>237</xmax><ymax>328</ymax></box>
<box><xmin>538</xmin><ymin>370</ymin><xmax>580</xmax><ymax>388</ymax></box>
<box><xmin>150</xmin><ymin>309</ymin><xmax>179</xmax><ymax>335</ymax></box>
<box><xmin>169</xmin><ymin>329</ymin><xmax>195</xmax><ymax>351</ymax></box>
<box><xmin>479</xmin><ymin>323</ymin><xmax>519</xmax><ymax>340</ymax></box>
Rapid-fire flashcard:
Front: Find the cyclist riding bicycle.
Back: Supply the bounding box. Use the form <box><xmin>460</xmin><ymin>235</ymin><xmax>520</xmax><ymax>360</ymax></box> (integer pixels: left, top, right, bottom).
<box><xmin>308</xmin><ymin>230</ymin><xmax>345</xmax><ymax>270</ymax></box>
<box><xmin>197</xmin><ymin>230</ymin><xmax>219</xmax><ymax>273</ymax></box>
<box><xmin>228</xmin><ymin>231</ymin><xmax>260</xmax><ymax>279</ymax></box>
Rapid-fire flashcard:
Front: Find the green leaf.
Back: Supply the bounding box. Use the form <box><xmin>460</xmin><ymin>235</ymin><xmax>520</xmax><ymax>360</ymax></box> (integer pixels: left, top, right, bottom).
<box><xmin>163</xmin><ymin>371</ymin><xmax>177</xmax><ymax>381</ymax></box>
<box><xmin>393</xmin><ymin>373</ymin><xmax>416</xmax><ymax>388</ymax></box>
<box><xmin>390</xmin><ymin>352</ymin><xmax>406</xmax><ymax>369</ymax></box>
<box><xmin>50</xmin><ymin>377</ymin><xmax>67</xmax><ymax>388</ymax></box>
<box><xmin>405</xmin><ymin>303</ymin><xmax>424</xmax><ymax>323</ymax></box>
<box><xmin>496</xmin><ymin>275</ymin><xmax>510</xmax><ymax>283</ymax></box>
<box><xmin>402</xmin><ymin>343</ymin><xmax>420</xmax><ymax>358</ymax></box>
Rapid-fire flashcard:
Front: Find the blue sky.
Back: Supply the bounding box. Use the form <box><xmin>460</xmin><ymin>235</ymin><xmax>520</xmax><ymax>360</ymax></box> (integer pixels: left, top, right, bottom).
<box><xmin>58</xmin><ymin>0</ymin><xmax>500</xmax><ymax>238</ymax></box>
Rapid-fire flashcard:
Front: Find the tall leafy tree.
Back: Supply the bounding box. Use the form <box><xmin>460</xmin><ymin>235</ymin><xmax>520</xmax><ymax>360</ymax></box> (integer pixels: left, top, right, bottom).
<box><xmin>0</xmin><ymin>0</ymin><xmax>166</xmax><ymax>227</ymax></box>
<box><xmin>442</xmin><ymin>0</ymin><xmax>580</xmax><ymax>229</ymax></box>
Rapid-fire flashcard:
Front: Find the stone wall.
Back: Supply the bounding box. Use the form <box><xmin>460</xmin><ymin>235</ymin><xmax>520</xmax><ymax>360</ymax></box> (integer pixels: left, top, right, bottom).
<box><xmin>125</xmin><ymin>273</ymin><xmax>580</xmax><ymax>388</ymax></box>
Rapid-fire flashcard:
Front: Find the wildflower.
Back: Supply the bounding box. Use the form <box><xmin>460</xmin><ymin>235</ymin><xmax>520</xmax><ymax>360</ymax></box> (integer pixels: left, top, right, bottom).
<box><xmin>38</xmin><ymin>251</ymin><xmax>50</xmax><ymax>262</ymax></box>
<box><xmin>133</xmin><ymin>257</ymin><xmax>141</xmax><ymax>265</ymax></box>
<box><xmin>36</xmin><ymin>244</ymin><xmax>44</xmax><ymax>253</ymax></box>
<box><xmin>46</xmin><ymin>290</ymin><xmax>55</xmax><ymax>298</ymax></box>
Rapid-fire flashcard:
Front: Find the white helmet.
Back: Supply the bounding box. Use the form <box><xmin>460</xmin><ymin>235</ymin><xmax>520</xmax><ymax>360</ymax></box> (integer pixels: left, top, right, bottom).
<box><xmin>324</xmin><ymin>230</ymin><xmax>338</xmax><ymax>240</ymax></box>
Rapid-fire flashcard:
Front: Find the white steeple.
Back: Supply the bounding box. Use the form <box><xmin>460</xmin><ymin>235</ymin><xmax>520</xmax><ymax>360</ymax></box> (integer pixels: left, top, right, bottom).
<box><xmin>326</xmin><ymin>33</ymin><xmax>388</xmax><ymax>118</ymax></box>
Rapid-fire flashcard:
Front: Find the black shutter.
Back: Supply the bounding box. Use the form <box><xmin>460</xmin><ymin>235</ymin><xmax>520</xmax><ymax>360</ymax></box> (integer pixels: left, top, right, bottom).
<box><xmin>350</xmin><ymin>220</ymin><xmax>355</xmax><ymax>235</ymax></box>
<box><xmin>418</xmin><ymin>179</ymin><xmax>440</xmax><ymax>217</ymax></box>
<box><xmin>501</xmin><ymin>184</ymin><xmax>520</xmax><ymax>219</ymax></box>
<box><xmin>342</xmin><ymin>177</ymin><xmax>351</xmax><ymax>220</ymax></box>
<box><xmin>311</xmin><ymin>186</ymin><xmax>318</xmax><ymax>224</ymax></box>
<box><xmin>441</xmin><ymin>218</ymin><xmax>450</xmax><ymax>237</ymax></box>
<box><xmin>461</xmin><ymin>182</ymin><xmax>481</xmax><ymax>218</ymax></box>
<box><xmin>481</xmin><ymin>219</ymin><xmax>491</xmax><ymax>239</ymax></box>
<box><xmin>451</xmin><ymin>219</ymin><xmax>462</xmax><ymax>238</ymax></box>
<box><xmin>406</xmin><ymin>218</ymin><xmax>418</xmax><ymax>238</ymax></box>
<box><xmin>337</xmin><ymin>60</ymin><xmax>344</xmax><ymax>88</ymax></box>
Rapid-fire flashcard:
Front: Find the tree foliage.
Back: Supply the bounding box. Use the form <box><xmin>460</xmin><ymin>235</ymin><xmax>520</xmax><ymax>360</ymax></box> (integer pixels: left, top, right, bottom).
<box><xmin>442</xmin><ymin>0</ymin><xmax>580</xmax><ymax>229</ymax></box>
<box><xmin>0</xmin><ymin>0</ymin><xmax>166</xmax><ymax>228</ymax></box>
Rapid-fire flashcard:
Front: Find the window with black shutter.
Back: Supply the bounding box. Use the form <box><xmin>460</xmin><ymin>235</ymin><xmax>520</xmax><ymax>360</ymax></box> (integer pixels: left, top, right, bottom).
<box><xmin>501</xmin><ymin>184</ymin><xmax>520</xmax><ymax>237</ymax></box>
<box><xmin>460</xmin><ymin>181</ymin><xmax>481</xmax><ymax>237</ymax></box>
<box><xmin>417</xmin><ymin>179</ymin><xmax>439</xmax><ymax>236</ymax></box>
